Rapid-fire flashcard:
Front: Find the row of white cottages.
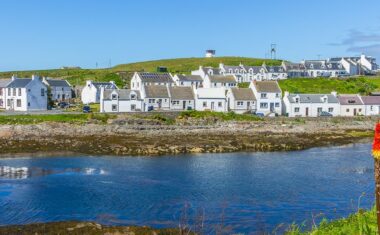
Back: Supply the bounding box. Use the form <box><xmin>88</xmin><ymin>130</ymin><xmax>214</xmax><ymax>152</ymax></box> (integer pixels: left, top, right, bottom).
<box><xmin>0</xmin><ymin>76</ymin><xmax>73</xmax><ymax>111</ymax></box>
<box><xmin>95</xmin><ymin>72</ymin><xmax>380</xmax><ymax>116</ymax></box>
<box><xmin>189</xmin><ymin>54</ymin><xmax>378</xmax><ymax>82</ymax></box>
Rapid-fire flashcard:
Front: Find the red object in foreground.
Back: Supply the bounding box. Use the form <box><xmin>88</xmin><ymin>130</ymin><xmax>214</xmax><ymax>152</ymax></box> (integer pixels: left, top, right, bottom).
<box><xmin>373</xmin><ymin>123</ymin><xmax>380</xmax><ymax>159</ymax></box>
<box><xmin>373</xmin><ymin>123</ymin><xmax>380</xmax><ymax>235</ymax></box>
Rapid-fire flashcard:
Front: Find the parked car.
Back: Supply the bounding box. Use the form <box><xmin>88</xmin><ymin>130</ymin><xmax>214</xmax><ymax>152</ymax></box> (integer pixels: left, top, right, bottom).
<box><xmin>83</xmin><ymin>105</ymin><xmax>92</xmax><ymax>113</ymax></box>
<box><xmin>58</xmin><ymin>102</ymin><xmax>69</xmax><ymax>109</ymax></box>
<box><xmin>147</xmin><ymin>106</ymin><xmax>154</xmax><ymax>112</ymax></box>
<box><xmin>254</xmin><ymin>112</ymin><xmax>265</xmax><ymax>117</ymax></box>
<box><xmin>318</xmin><ymin>111</ymin><xmax>333</xmax><ymax>117</ymax></box>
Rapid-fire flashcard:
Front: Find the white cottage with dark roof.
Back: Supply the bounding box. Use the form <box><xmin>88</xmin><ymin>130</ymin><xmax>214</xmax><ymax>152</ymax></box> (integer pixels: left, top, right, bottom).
<box><xmin>0</xmin><ymin>79</ymin><xmax>11</xmax><ymax>109</ymax></box>
<box><xmin>5</xmin><ymin>75</ymin><xmax>48</xmax><ymax>111</ymax></box>
<box><xmin>130</xmin><ymin>72</ymin><xmax>174</xmax><ymax>91</ymax></box>
<box><xmin>43</xmin><ymin>78</ymin><xmax>73</xmax><ymax>102</ymax></box>
<box><xmin>338</xmin><ymin>94</ymin><xmax>365</xmax><ymax>116</ymax></box>
<box><xmin>81</xmin><ymin>80</ymin><xmax>118</xmax><ymax>104</ymax></box>
<box><xmin>203</xmin><ymin>75</ymin><xmax>237</xmax><ymax>88</ymax></box>
<box><xmin>361</xmin><ymin>96</ymin><xmax>380</xmax><ymax>116</ymax></box>
<box><xmin>173</xmin><ymin>74</ymin><xmax>203</xmax><ymax>88</ymax></box>
<box><xmin>250</xmin><ymin>81</ymin><xmax>282</xmax><ymax>116</ymax></box>
<box><xmin>194</xmin><ymin>87</ymin><xmax>227</xmax><ymax>112</ymax></box>
<box><xmin>283</xmin><ymin>92</ymin><xmax>340</xmax><ymax>117</ymax></box>
<box><xmin>169</xmin><ymin>86</ymin><xmax>195</xmax><ymax>111</ymax></box>
<box><xmin>227</xmin><ymin>88</ymin><xmax>256</xmax><ymax>114</ymax></box>
<box><xmin>100</xmin><ymin>88</ymin><xmax>143</xmax><ymax>113</ymax></box>
<box><xmin>141</xmin><ymin>85</ymin><xmax>171</xmax><ymax>111</ymax></box>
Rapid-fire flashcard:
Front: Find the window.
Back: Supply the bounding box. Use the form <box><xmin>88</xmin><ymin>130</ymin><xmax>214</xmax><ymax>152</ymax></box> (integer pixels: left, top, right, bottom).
<box><xmin>214</xmin><ymin>83</ymin><xmax>217</xmax><ymax>87</ymax></box>
<box><xmin>131</xmin><ymin>104</ymin><xmax>136</xmax><ymax>111</ymax></box>
<box><xmin>112</xmin><ymin>105</ymin><xmax>117</xmax><ymax>111</ymax></box>
<box><xmin>261</xmin><ymin>93</ymin><xmax>267</xmax><ymax>99</ymax></box>
<box><xmin>237</xmin><ymin>101</ymin><xmax>244</xmax><ymax>106</ymax></box>
<box><xmin>28</xmin><ymin>102</ymin><xmax>30</xmax><ymax>107</ymax></box>
<box><xmin>260</xmin><ymin>103</ymin><xmax>268</xmax><ymax>109</ymax></box>
<box><xmin>317</xmin><ymin>108</ymin><xmax>322</xmax><ymax>113</ymax></box>
<box><xmin>203</xmin><ymin>102</ymin><xmax>207</xmax><ymax>107</ymax></box>
<box><xmin>172</xmin><ymin>101</ymin><xmax>180</xmax><ymax>105</ymax></box>
<box><xmin>7</xmin><ymin>99</ymin><xmax>10</xmax><ymax>107</ymax></box>
<box><xmin>329</xmin><ymin>108</ymin><xmax>334</xmax><ymax>112</ymax></box>
<box><xmin>295</xmin><ymin>98</ymin><xmax>299</xmax><ymax>103</ymax></box>
<box><xmin>276</xmin><ymin>93</ymin><xmax>280</xmax><ymax>98</ymax></box>
<box><xmin>346</xmin><ymin>109</ymin><xmax>350</xmax><ymax>113</ymax></box>
<box><xmin>275</xmin><ymin>103</ymin><xmax>280</xmax><ymax>107</ymax></box>
<box><xmin>0</xmin><ymin>89</ymin><xmax>2</xmax><ymax>96</ymax></box>
<box><xmin>16</xmin><ymin>99</ymin><xmax>21</xmax><ymax>107</ymax></box>
<box><xmin>41</xmin><ymin>88</ymin><xmax>45</xmax><ymax>96</ymax></box>
<box><xmin>294</xmin><ymin>107</ymin><xmax>300</xmax><ymax>112</ymax></box>
<box><xmin>7</xmin><ymin>88</ymin><xmax>10</xmax><ymax>96</ymax></box>
<box><xmin>13</xmin><ymin>88</ymin><xmax>16</xmax><ymax>96</ymax></box>
<box><xmin>359</xmin><ymin>109</ymin><xmax>362</xmax><ymax>112</ymax></box>
<box><xmin>18</xmin><ymin>88</ymin><xmax>21</xmax><ymax>96</ymax></box>
<box><xmin>371</xmin><ymin>106</ymin><xmax>374</xmax><ymax>111</ymax></box>
<box><xmin>218</xmin><ymin>102</ymin><xmax>222</xmax><ymax>107</ymax></box>
<box><xmin>149</xmin><ymin>99</ymin><xmax>155</xmax><ymax>104</ymax></box>
<box><xmin>130</xmin><ymin>94</ymin><xmax>136</xmax><ymax>100</ymax></box>
<box><xmin>112</xmin><ymin>94</ymin><xmax>117</xmax><ymax>100</ymax></box>
<box><xmin>181</xmin><ymin>82</ymin><xmax>184</xmax><ymax>85</ymax></box>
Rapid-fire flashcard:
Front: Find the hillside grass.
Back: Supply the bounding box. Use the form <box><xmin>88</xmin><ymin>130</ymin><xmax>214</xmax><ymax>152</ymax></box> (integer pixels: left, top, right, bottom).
<box><xmin>287</xmin><ymin>207</ymin><xmax>377</xmax><ymax>235</ymax></box>
<box><xmin>279</xmin><ymin>77</ymin><xmax>380</xmax><ymax>95</ymax></box>
<box><xmin>0</xmin><ymin>57</ymin><xmax>280</xmax><ymax>87</ymax></box>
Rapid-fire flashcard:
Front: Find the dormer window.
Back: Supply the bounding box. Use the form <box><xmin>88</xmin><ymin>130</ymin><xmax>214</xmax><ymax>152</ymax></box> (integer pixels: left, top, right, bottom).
<box><xmin>229</xmin><ymin>69</ymin><xmax>233</xmax><ymax>73</ymax></box>
<box><xmin>112</xmin><ymin>94</ymin><xmax>117</xmax><ymax>100</ymax></box>
<box><xmin>348</xmin><ymin>100</ymin><xmax>356</xmax><ymax>104</ymax></box>
<box><xmin>310</xmin><ymin>64</ymin><xmax>314</xmax><ymax>69</ymax></box>
<box><xmin>295</xmin><ymin>98</ymin><xmax>299</xmax><ymax>103</ymax></box>
<box><xmin>130</xmin><ymin>94</ymin><xmax>136</xmax><ymax>100</ymax></box>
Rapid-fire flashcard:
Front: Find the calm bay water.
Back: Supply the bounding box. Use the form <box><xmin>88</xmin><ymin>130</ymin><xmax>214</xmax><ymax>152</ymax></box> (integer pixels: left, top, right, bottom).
<box><xmin>0</xmin><ymin>143</ymin><xmax>375</xmax><ymax>233</ymax></box>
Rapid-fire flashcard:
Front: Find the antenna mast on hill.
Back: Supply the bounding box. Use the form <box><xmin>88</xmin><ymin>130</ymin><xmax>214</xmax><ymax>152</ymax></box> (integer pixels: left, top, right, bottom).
<box><xmin>271</xmin><ymin>44</ymin><xmax>277</xmax><ymax>60</ymax></box>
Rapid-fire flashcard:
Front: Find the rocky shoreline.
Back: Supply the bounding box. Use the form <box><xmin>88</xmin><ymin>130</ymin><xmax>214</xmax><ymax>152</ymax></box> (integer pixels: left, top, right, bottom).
<box><xmin>0</xmin><ymin>116</ymin><xmax>376</xmax><ymax>157</ymax></box>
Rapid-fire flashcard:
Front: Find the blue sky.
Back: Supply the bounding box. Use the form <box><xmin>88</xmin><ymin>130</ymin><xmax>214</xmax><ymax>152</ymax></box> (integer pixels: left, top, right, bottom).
<box><xmin>0</xmin><ymin>0</ymin><xmax>379</xmax><ymax>71</ymax></box>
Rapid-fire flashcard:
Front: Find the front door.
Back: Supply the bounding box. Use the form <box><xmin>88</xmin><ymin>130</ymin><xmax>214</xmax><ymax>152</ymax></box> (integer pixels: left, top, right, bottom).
<box><xmin>354</xmin><ymin>109</ymin><xmax>357</xmax><ymax>116</ymax></box>
<box><xmin>270</xmin><ymin>103</ymin><xmax>275</xmax><ymax>112</ymax></box>
<box><xmin>306</xmin><ymin>108</ymin><xmax>309</xmax><ymax>117</ymax></box>
<box><xmin>211</xmin><ymin>102</ymin><xmax>215</xmax><ymax>110</ymax></box>
<box><xmin>183</xmin><ymin>101</ymin><xmax>186</xmax><ymax>110</ymax></box>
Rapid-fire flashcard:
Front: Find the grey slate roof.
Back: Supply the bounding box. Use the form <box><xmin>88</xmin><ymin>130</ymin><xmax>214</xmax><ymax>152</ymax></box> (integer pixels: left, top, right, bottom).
<box><xmin>202</xmin><ymin>67</ymin><xmax>221</xmax><ymax>75</ymax></box>
<box><xmin>103</xmin><ymin>89</ymin><xmax>141</xmax><ymax>100</ymax></box>
<box><xmin>304</xmin><ymin>61</ymin><xmax>326</xmax><ymax>70</ymax></box>
<box><xmin>144</xmin><ymin>85</ymin><xmax>170</xmax><ymax>98</ymax></box>
<box><xmin>7</xmin><ymin>79</ymin><xmax>32</xmax><ymax>88</ymax></box>
<box><xmin>242</xmin><ymin>66</ymin><xmax>263</xmax><ymax>73</ymax></box>
<box><xmin>208</xmin><ymin>75</ymin><xmax>237</xmax><ymax>83</ymax></box>
<box><xmin>0</xmin><ymin>79</ymin><xmax>11</xmax><ymax>88</ymax></box>
<box><xmin>45</xmin><ymin>79</ymin><xmax>71</xmax><ymax>87</ymax></box>
<box><xmin>283</xmin><ymin>62</ymin><xmax>306</xmax><ymax>71</ymax></box>
<box><xmin>287</xmin><ymin>94</ymin><xmax>339</xmax><ymax>104</ymax></box>
<box><xmin>338</xmin><ymin>95</ymin><xmax>364</xmax><ymax>105</ymax></box>
<box><xmin>230</xmin><ymin>88</ymin><xmax>256</xmax><ymax>101</ymax></box>
<box><xmin>138</xmin><ymin>72</ymin><xmax>173</xmax><ymax>83</ymax></box>
<box><xmin>360</xmin><ymin>96</ymin><xmax>380</xmax><ymax>105</ymax></box>
<box><xmin>92</xmin><ymin>82</ymin><xmax>117</xmax><ymax>90</ymax></box>
<box><xmin>176</xmin><ymin>75</ymin><xmax>203</xmax><ymax>82</ymax></box>
<box><xmin>264</xmin><ymin>65</ymin><xmax>285</xmax><ymax>73</ymax></box>
<box><xmin>169</xmin><ymin>86</ymin><xmax>195</xmax><ymax>100</ymax></box>
<box><xmin>253</xmin><ymin>81</ymin><xmax>282</xmax><ymax>93</ymax></box>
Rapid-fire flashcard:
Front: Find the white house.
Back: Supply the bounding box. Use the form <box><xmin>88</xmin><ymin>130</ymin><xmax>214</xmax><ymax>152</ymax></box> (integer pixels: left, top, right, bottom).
<box><xmin>191</xmin><ymin>66</ymin><xmax>221</xmax><ymax>79</ymax></box>
<box><xmin>338</xmin><ymin>95</ymin><xmax>365</xmax><ymax>116</ymax></box>
<box><xmin>283</xmin><ymin>92</ymin><xmax>340</xmax><ymax>117</ymax></box>
<box><xmin>250</xmin><ymin>81</ymin><xmax>282</xmax><ymax>116</ymax></box>
<box><xmin>194</xmin><ymin>87</ymin><xmax>227</xmax><ymax>112</ymax></box>
<box><xmin>203</xmin><ymin>75</ymin><xmax>237</xmax><ymax>88</ymax></box>
<box><xmin>141</xmin><ymin>85</ymin><xmax>171</xmax><ymax>111</ymax></box>
<box><xmin>100</xmin><ymin>88</ymin><xmax>143</xmax><ymax>113</ymax></box>
<box><xmin>81</xmin><ymin>81</ymin><xmax>118</xmax><ymax>104</ymax></box>
<box><xmin>5</xmin><ymin>75</ymin><xmax>48</xmax><ymax>111</ymax></box>
<box><xmin>0</xmin><ymin>79</ymin><xmax>11</xmax><ymax>109</ymax></box>
<box><xmin>43</xmin><ymin>78</ymin><xmax>73</xmax><ymax>102</ymax></box>
<box><xmin>330</xmin><ymin>54</ymin><xmax>378</xmax><ymax>75</ymax></box>
<box><xmin>130</xmin><ymin>72</ymin><xmax>174</xmax><ymax>91</ymax></box>
<box><xmin>282</xmin><ymin>62</ymin><xmax>308</xmax><ymax>78</ymax></box>
<box><xmin>227</xmin><ymin>88</ymin><xmax>256</xmax><ymax>114</ymax></box>
<box><xmin>173</xmin><ymin>74</ymin><xmax>203</xmax><ymax>88</ymax></box>
<box><xmin>361</xmin><ymin>96</ymin><xmax>380</xmax><ymax>116</ymax></box>
<box><xmin>262</xmin><ymin>64</ymin><xmax>288</xmax><ymax>80</ymax></box>
<box><xmin>303</xmin><ymin>60</ymin><xmax>347</xmax><ymax>77</ymax></box>
<box><xmin>169</xmin><ymin>86</ymin><xmax>195</xmax><ymax>111</ymax></box>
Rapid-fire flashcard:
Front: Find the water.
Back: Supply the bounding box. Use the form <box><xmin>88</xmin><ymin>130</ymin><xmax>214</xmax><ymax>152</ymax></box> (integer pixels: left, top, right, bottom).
<box><xmin>0</xmin><ymin>143</ymin><xmax>375</xmax><ymax>233</ymax></box>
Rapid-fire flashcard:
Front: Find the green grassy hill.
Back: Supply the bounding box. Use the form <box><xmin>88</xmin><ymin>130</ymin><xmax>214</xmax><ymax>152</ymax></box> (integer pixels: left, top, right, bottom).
<box><xmin>0</xmin><ymin>57</ymin><xmax>281</xmax><ymax>87</ymax></box>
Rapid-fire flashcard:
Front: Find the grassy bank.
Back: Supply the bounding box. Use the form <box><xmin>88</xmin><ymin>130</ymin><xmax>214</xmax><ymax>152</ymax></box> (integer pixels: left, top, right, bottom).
<box><xmin>0</xmin><ymin>113</ymin><xmax>115</xmax><ymax>125</ymax></box>
<box><xmin>287</xmin><ymin>207</ymin><xmax>377</xmax><ymax>235</ymax></box>
<box><xmin>279</xmin><ymin>77</ymin><xmax>380</xmax><ymax>95</ymax></box>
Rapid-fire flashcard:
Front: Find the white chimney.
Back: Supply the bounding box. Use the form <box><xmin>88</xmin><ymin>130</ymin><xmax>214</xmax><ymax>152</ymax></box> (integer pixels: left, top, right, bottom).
<box><xmin>11</xmin><ymin>75</ymin><xmax>16</xmax><ymax>81</ymax></box>
<box><xmin>331</xmin><ymin>91</ymin><xmax>337</xmax><ymax>97</ymax></box>
<box><xmin>32</xmin><ymin>75</ymin><xmax>38</xmax><ymax>80</ymax></box>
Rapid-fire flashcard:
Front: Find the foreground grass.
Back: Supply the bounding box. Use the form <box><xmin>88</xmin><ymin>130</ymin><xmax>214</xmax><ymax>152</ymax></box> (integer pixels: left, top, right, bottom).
<box><xmin>287</xmin><ymin>208</ymin><xmax>377</xmax><ymax>235</ymax></box>
<box><xmin>279</xmin><ymin>77</ymin><xmax>380</xmax><ymax>95</ymax></box>
<box><xmin>0</xmin><ymin>113</ymin><xmax>115</xmax><ymax>125</ymax></box>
